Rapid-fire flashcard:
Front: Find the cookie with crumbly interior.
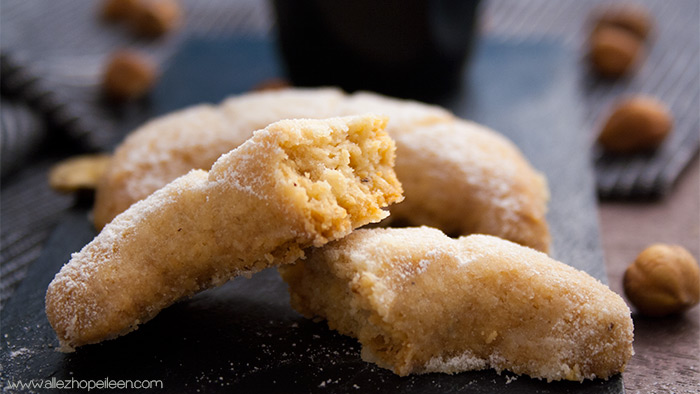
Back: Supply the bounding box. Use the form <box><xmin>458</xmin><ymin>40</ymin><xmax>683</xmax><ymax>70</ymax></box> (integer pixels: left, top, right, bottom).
<box><xmin>93</xmin><ymin>88</ymin><xmax>345</xmax><ymax>229</ymax></box>
<box><xmin>280</xmin><ymin>227</ymin><xmax>634</xmax><ymax>381</ymax></box>
<box><xmin>91</xmin><ymin>89</ymin><xmax>453</xmax><ymax>229</ymax></box>
<box><xmin>46</xmin><ymin>114</ymin><xmax>403</xmax><ymax>350</ymax></box>
<box><xmin>92</xmin><ymin>88</ymin><xmax>550</xmax><ymax>252</ymax></box>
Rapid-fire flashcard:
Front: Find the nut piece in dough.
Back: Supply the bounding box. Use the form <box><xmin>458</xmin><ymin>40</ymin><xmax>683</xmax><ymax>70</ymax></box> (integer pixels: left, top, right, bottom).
<box><xmin>280</xmin><ymin>227</ymin><xmax>634</xmax><ymax>381</ymax></box>
<box><xmin>624</xmin><ymin>244</ymin><xmax>700</xmax><ymax>316</ymax></box>
<box><xmin>597</xmin><ymin>96</ymin><xmax>673</xmax><ymax>153</ymax></box>
<box><xmin>49</xmin><ymin>154</ymin><xmax>112</xmax><ymax>193</ymax></box>
<box><xmin>45</xmin><ymin>115</ymin><xmax>403</xmax><ymax>350</ymax></box>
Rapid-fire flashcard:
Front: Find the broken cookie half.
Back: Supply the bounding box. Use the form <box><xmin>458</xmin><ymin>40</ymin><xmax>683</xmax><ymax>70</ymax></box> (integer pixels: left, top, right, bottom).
<box><xmin>280</xmin><ymin>227</ymin><xmax>634</xmax><ymax>382</ymax></box>
<box><xmin>45</xmin><ymin>114</ymin><xmax>403</xmax><ymax>350</ymax></box>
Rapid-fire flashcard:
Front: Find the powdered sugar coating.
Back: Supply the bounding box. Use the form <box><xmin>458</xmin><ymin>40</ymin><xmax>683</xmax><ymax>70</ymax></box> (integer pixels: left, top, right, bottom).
<box><xmin>94</xmin><ymin>88</ymin><xmax>549</xmax><ymax>251</ymax></box>
<box><xmin>389</xmin><ymin>120</ymin><xmax>550</xmax><ymax>252</ymax></box>
<box><xmin>46</xmin><ymin>115</ymin><xmax>403</xmax><ymax>350</ymax></box>
<box><xmin>93</xmin><ymin>88</ymin><xmax>347</xmax><ymax>229</ymax></box>
<box><xmin>280</xmin><ymin>227</ymin><xmax>634</xmax><ymax>382</ymax></box>
<box><xmin>336</xmin><ymin>91</ymin><xmax>454</xmax><ymax>135</ymax></box>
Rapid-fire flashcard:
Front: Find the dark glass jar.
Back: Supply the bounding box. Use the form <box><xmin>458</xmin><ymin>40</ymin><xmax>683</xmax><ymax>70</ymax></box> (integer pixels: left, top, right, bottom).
<box><xmin>272</xmin><ymin>0</ymin><xmax>481</xmax><ymax>101</ymax></box>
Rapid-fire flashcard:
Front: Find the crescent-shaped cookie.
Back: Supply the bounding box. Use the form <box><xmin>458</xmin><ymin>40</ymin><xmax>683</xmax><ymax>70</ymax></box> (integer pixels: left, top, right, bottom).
<box><xmin>279</xmin><ymin>227</ymin><xmax>634</xmax><ymax>381</ymax></box>
<box><xmin>92</xmin><ymin>89</ymin><xmax>550</xmax><ymax>252</ymax></box>
<box><xmin>92</xmin><ymin>88</ymin><xmax>346</xmax><ymax>229</ymax></box>
<box><xmin>46</xmin><ymin>115</ymin><xmax>403</xmax><ymax>350</ymax></box>
<box><xmin>388</xmin><ymin>120</ymin><xmax>550</xmax><ymax>252</ymax></box>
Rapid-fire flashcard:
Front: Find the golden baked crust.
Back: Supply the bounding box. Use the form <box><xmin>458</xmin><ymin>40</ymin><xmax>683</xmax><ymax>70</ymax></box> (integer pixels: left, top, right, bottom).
<box><xmin>93</xmin><ymin>88</ymin><xmax>550</xmax><ymax>251</ymax></box>
<box><xmin>93</xmin><ymin>88</ymin><xmax>346</xmax><ymax>229</ymax></box>
<box><xmin>46</xmin><ymin>115</ymin><xmax>403</xmax><ymax>350</ymax></box>
<box><xmin>336</xmin><ymin>91</ymin><xmax>455</xmax><ymax>135</ymax></box>
<box><xmin>388</xmin><ymin>120</ymin><xmax>550</xmax><ymax>252</ymax></box>
<box><xmin>280</xmin><ymin>227</ymin><xmax>634</xmax><ymax>381</ymax></box>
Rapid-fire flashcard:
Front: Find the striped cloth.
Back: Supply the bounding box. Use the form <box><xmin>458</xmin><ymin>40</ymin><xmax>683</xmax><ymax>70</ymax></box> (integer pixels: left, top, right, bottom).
<box><xmin>1</xmin><ymin>0</ymin><xmax>698</xmax><ymax>309</ymax></box>
<box><xmin>0</xmin><ymin>99</ymin><xmax>45</xmax><ymax>178</ymax></box>
<box><xmin>0</xmin><ymin>0</ymin><xmax>274</xmax><ymax>310</ymax></box>
<box><xmin>483</xmin><ymin>0</ymin><xmax>700</xmax><ymax>198</ymax></box>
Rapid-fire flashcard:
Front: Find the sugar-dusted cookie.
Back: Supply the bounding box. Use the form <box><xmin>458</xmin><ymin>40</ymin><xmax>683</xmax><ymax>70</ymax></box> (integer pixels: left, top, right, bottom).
<box><xmin>280</xmin><ymin>227</ymin><xmax>633</xmax><ymax>381</ymax></box>
<box><xmin>46</xmin><ymin>115</ymin><xmax>403</xmax><ymax>350</ymax></box>
<box><xmin>389</xmin><ymin>120</ymin><xmax>550</xmax><ymax>252</ymax></box>
<box><xmin>93</xmin><ymin>88</ymin><xmax>345</xmax><ymax>229</ymax></box>
<box><xmin>93</xmin><ymin>89</ymin><xmax>550</xmax><ymax>251</ymax></box>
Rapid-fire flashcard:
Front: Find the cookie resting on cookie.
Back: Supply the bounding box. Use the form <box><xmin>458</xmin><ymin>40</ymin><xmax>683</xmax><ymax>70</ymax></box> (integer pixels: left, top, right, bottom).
<box><xmin>280</xmin><ymin>227</ymin><xmax>634</xmax><ymax>382</ymax></box>
<box><xmin>92</xmin><ymin>88</ymin><xmax>347</xmax><ymax>229</ymax></box>
<box><xmin>387</xmin><ymin>120</ymin><xmax>550</xmax><ymax>253</ymax></box>
<box><xmin>91</xmin><ymin>88</ymin><xmax>550</xmax><ymax>252</ymax></box>
<box><xmin>45</xmin><ymin>114</ymin><xmax>403</xmax><ymax>350</ymax></box>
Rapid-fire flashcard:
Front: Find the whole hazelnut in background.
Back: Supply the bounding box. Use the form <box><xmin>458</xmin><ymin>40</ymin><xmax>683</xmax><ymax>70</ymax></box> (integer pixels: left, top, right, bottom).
<box><xmin>592</xmin><ymin>3</ymin><xmax>653</xmax><ymax>40</ymax></box>
<box><xmin>102</xmin><ymin>50</ymin><xmax>158</xmax><ymax>101</ymax></box>
<box><xmin>589</xmin><ymin>26</ymin><xmax>643</xmax><ymax>78</ymax></box>
<box><xmin>131</xmin><ymin>0</ymin><xmax>182</xmax><ymax>38</ymax></box>
<box><xmin>49</xmin><ymin>154</ymin><xmax>112</xmax><ymax>193</ymax></box>
<box><xmin>623</xmin><ymin>244</ymin><xmax>700</xmax><ymax>317</ymax></box>
<box><xmin>588</xmin><ymin>3</ymin><xmax>653</xmax><ymax>78</ymax></box>
<box><xmin>597</xmin><ymin>96</ymin><xmax>673</xmax><ymax>153</ymax></box>
<box><xmin>101</xmin><ymin>0</ymin><xmax>142</xmax><ymax>22</ymax></box>
<box><xmin>252</xmin><ymin>78</ymin><xmax>291</xmax><ymax>92</ymax></box>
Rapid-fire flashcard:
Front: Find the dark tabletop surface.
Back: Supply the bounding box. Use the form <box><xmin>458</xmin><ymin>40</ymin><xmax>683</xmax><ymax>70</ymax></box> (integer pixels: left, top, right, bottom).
<box><xmin>0</xmin><ymin>36</ymin><xmax>624</xmax><ymax>394</ymax></box>
<box><xmin>599</xmin><ymin>157</ymin><xmax>700</xmax><ymax>394</ymax></box>
<box><xmin>1</xmin><ymin>1</ymin><xmax>698</xmax><ymax>393</ymax></box>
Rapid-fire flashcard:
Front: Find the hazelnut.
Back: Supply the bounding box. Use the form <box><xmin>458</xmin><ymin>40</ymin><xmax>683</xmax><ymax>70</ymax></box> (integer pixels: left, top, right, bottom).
<box><xmin>592</xmin><ymin>3</ymin><xmax>653</xmax><ymax>41</ymax></box>
<box><xmin>130</xmin><ymin>0</ymin><xmax>182</xmax><ymax>38</ymax></box>
<box><xmin>624</xmin><ymin>244</ymin><xmax>700</xmax><ymax>317</ymax></box>
<box><xmin>252</xmin><ymin>78</ymin><xmax>291</xmax><ymax>92</ymax></box>
<box><xmin>102</xmin><ymin>50</ymin><xmax>158</xmax><ymax>101</ymax></box>
<box><xmin>597</xmin><ymin>96</ymin><xmax>673</xmax><ymax>153</ymax></box>
<box><xmin>101</xmin><ymin>0</ymin><xmax>142</xmax><ymax>22</ymax></box>
<box><xmin>589</xmin><ymin>26</ymin><xmax>643</xmax><ymax>78</ymax></box>
<box><xmin>49</xmin><ymin>154</ymin><xmax>112</xmax><ymax>193</ymax></box>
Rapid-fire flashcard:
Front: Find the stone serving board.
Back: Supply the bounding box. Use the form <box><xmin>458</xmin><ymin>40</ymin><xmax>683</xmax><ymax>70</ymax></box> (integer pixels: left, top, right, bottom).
<box><xmin>0</xmin><ymin>37</ymin><xmax>622</xmax><ymax>393</ymax></box>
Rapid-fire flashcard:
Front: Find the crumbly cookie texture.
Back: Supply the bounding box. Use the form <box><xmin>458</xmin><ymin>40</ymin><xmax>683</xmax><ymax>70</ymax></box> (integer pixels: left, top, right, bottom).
<box><xmin>46</xmin><ymin>115</ymin><xmax>403</xmax><ymax>351</ymax></box>
<box><xmin>280</xmin><ymin>227</ymin><xmax>634</xmax><ymax>382</ymax></box>
<box><xmin>93</xmin><ymin>88</ymin><xmax>550</xmax><ymax>252</ymax></box>
<box><xmin>93</xmin><ymin>88</ymin><xmax>346</xmax><ymax>229</ymax></box>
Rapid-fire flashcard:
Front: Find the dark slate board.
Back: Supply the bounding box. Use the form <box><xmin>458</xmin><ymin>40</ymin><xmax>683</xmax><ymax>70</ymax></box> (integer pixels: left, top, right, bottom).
<box><xmin>0</xmin><ymin>38</ymin><xmax>621</xmax><ymax>393</ymax></box>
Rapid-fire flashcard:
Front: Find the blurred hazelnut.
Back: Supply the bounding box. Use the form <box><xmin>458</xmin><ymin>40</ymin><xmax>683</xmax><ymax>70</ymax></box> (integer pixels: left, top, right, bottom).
<box><xmin>131</xmin><ymin>0</ymin><xmax>182</xmax><ymax>38</ymax></box>
<box><xmin>592</xmin><ymin>3</ymin><xmax>653</xmax><ymax>41</ymax></box>
<box><xmin>102</xmin><ymin>50</ymin><xmax>158</xmax><ymax>101</ymax></box>
<box><xmin>624</xmin><ymin>244</ymin><xmax>700</xmax><ymax>317</ymax></box>
<box><xmin>589</xmin><ymin>26</ymin><xmax>643</xmax><ymax>78</ymax></box>
<box><xmin>597</xmin><ymin>96</ymin><xmax>673</xmax><ymax>153</ymax></box>
<box><xmin>252</xmin><ymin>78</ymin><xmax>291</xmax><ymax>92</ymax></box>
<box><xmin>101</xmin><ymin>0</ymin><xmax>142</xmax><ymax>22</ymax></box>
<box><xmin>49</xmin><ymin>154</ymin><xmax>112</xmax><ymax>193</ymax></box>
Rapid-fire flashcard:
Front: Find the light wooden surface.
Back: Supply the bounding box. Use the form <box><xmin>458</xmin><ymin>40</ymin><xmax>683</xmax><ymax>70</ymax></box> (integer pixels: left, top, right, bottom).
<box><xmin>599</xmin><ymin>155</ymin><xmax>700</xmax><ymax>394</ymax></box>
